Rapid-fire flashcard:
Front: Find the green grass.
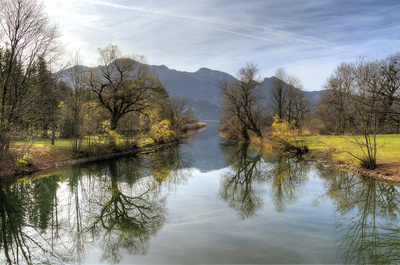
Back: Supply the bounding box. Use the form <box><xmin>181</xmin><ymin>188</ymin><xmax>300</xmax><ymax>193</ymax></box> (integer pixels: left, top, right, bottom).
<box><xmin>304</xmin><ymin>134</ymin><xmax>400</xmax><ymax>166</ymax></box>
<box><xmin>12</xmin><ymin>135</ymin><xmax>156</xmax><ymax>150</ymax></box>
<box><xmin>13</xmin><ymin>138</ymin><xmax>72</xmax><ymax>147</ymax></box>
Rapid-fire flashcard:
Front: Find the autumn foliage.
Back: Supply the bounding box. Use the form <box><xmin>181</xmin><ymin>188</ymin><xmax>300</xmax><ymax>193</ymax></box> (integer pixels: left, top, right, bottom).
<box><xmin>271</xmin><ymin>115</ymin><xmax>308</xmax><ymax>155</ymax></box>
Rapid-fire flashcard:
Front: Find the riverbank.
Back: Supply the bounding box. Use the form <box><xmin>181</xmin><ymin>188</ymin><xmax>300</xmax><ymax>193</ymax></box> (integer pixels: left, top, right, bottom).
<box><xmin>259</xmin><ymin>137</ymin><xmax>400</xmax><ymax>184</ymax></box>
<box><xmin>301</xmin><ymin>149</ymin><xmax>400</xmax><ymax>184</ymax></box>
<box><xmin>0</xmin><ymin>141</ymin><xmax>178</xmax><ymax>182</ymax></box>
<box><xmin>222</xmin><ymin>130</ymin><xmax>400</xmax><ymax>184</ymax></box>
<box><xmin>0</xmin><ymin>122</ymin><xmax>207</xmax><ymax>182</ymax></box>
<box><xmin>298</xmin><ymin>134</ymin><xmax>400</xmax><ymax>184</ymax></box>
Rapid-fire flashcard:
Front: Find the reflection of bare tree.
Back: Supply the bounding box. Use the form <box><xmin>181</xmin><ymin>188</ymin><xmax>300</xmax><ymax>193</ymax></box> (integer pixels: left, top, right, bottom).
<box><xmin>0</xmin><ymin>180</ymin><xmax>66</xmax><ymax>264</ymax></box>
<box><xmin>90</xmin><ymin>162</ymin><xmax>167</xmax><ymax>264</ymax></box>
<box><xmin>270</xmin><ymin>156</ymin><xmax>309</xmax><ymax>213</ymax></box>
<box><xmin>219</xmin><ymin>141</ymin><xmax>269</xmax><ymax>219</ymax></box>
<box><xmin>317</xmin><ymin>170</ymin><xmax>400</xmax><ymax>264</ymax></box>
<box><xmin>219</xmin><ymin>140</ymin><xmax>310</xmax><ymax>217</ymax></box>
<box><xmin>66</xmin><ymin>166</ymin><xmax>99</xmax><ymax>264</ymax></box>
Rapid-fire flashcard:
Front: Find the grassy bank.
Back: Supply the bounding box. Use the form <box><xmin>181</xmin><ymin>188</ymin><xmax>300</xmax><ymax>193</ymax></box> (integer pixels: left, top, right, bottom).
<box><xmin>253</xmin><ymin>133</ymin><xmax>400</xmax><ymax>183</ymax></box>
<box><xmin>304</xmin><ymin>134</ymin><xmax>400</xmax><ymax>166</ymax></box>
<box><xmin>1</xmin><ymin>122</ymin><xmax>208</xmax><ymax>181</ymax></box>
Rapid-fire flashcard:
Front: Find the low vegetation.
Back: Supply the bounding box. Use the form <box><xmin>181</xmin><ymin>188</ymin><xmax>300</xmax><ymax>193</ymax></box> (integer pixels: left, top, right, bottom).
<box><xmin>305</xmin><ymin>134</ymin><xmax>400</xmax><ymax>167</ymax></box>
<box><xmin>269</xmin><ymin>115</ymin><xmax>308</xmax><ymax>155</ymax></box>
<box><xmin>1</xmin><ymin>120</ymin><xmax>207</xmax><ymax>180</ymax></box>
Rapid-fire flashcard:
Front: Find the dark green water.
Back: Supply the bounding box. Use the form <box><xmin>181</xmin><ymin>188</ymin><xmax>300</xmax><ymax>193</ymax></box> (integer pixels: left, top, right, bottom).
<box><xmin>1</xmin><ymin>123</ymin><xmax>400</xmax><ymax>264</ymax></box>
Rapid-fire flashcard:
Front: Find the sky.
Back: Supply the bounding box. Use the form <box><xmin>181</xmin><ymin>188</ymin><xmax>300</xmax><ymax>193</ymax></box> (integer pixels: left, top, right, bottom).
<box><xmin>42</xmin><ymin>0</ymin><xmax>400</xmax><ymax>91</ymax></box>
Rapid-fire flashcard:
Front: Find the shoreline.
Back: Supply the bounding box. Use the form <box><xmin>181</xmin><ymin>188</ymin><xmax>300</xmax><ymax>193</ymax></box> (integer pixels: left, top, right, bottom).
<box><xmin>301</xmin><ymin>149</ymin><xmax>400</xmax><ymax>184</ymax></box>
<box><xmin>1</xmin><ymin>122</ymin><xmax>207</xmax><ymax>183</ymax></box>
<box><xmin>0</xmin><ymin>141</ymin><xmax>179</xmax><ymax>183</ymax></box>
<box><xmin>226</xmin><ymin>132</ymin><xmax>400</xmax><ymax>184</ymax></box>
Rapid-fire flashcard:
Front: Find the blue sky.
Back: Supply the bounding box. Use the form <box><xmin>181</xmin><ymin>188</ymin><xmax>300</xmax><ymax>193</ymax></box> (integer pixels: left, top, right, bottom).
<box><xmin>43</xmin><ymin>0</ymin><xmax>400</xmax><ymax>91</ymax></box>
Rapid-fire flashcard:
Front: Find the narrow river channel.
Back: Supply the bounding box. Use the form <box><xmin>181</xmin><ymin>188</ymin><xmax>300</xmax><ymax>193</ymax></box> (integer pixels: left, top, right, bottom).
<box><xmin>1</xmin><ymin>123</ymin><xmax>400</xmax><ymax>264</ymax></box>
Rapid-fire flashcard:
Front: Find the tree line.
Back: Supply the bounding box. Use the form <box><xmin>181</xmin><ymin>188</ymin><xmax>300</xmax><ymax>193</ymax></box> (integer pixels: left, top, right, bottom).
<box><xmin>220</xmin><ymin>53</ymin><xmax>399</xmax><ymax>169</ymax></box>
<box><xmin>0</xmin><ymin>0</ymin><xmax>198</xmax><ymax>165</ymax></box>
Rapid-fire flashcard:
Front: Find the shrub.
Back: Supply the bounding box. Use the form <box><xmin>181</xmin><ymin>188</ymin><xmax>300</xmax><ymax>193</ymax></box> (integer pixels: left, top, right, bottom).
<box><xmin>271</xmin><ymin>115</ymin><xmax>308</xmax><ymax>155</ymax></box>
<box><xmin>15</xmin><ymin>153</ymin><xmax>33</xmax><ymax>167</ymax></box>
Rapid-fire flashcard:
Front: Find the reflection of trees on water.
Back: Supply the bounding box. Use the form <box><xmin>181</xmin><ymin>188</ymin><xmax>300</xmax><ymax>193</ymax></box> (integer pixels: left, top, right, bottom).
<box><xmin>317</xmin><ymin>170</ymin><xmax>400</xmax><ymax>264</ymax></box>
<box><xmin>218</xmin><ymin>141</ymin><xmax>269</xmax><ymax>219</ymax></box>
<box><xmin>146</xmin><ymin>145</ymin><xmax>192</xmax><ymax>191</ymax></box>
<box><xmin>219</xmin><ymin>140</ymin><xmax>309</xmax><ymax>218</ymax></box>
<box><xmin>87</xmin><ymin>161</ymin><xmax>167</xmax><ymax>264</ymax></box>
<box><xmin>270</xmin><ymin>156</ymin><xmax>309</xmax><ymax>213</ymax></box>
<box><xmin>0</xmin><ymin>146</ymin><xmax>191</xmax><ymax>264</ymax></box>
<box><xmin>0</xmin><ymin>176</ymin><xmax>66</xmax><ymax>264</ymax></box>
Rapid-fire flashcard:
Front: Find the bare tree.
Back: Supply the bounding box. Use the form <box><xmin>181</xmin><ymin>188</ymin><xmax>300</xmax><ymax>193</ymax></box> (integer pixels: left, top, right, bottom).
<box><xmin>89</xmin><ymin>44</ymin><xmax>167</xmax><ymax>131</ymax></box>
<box><xmin>319</xmin><ymin>53</ymin><xmax>400</xmax><ymax>135</ymax></box>
<box><xmin>270</xmin><ymin>68</ymin><xmax>288</xmax><ymax>120</ymax></box>
<box><xmin>219</xmin><ymin>62</ymin><xmax>264</xmax><ymax>141</ymax></box>
<box><xmin>348</xmin><ymin>57</ymin><xmax>384</xmax><ymax>169</ymax></box>
<box><xmin>59</xmin><ymin>51</ymin><xmax>91</xmax><ymax>152</ymax></box>
<box><xmin>377</xmin><ymin>52</ymin><xmax>400</xmax><ymax>132</ymax></box>
<box><xmin>167</xmin><ymin>97</ymin><xmax>196</xmax><ymax>133</ymax></box>
<box><xmin>319</xmin><ymin>57</ymin><xmax>384</xmax><ymax>169</ymax></box>
<box><xmin>317</xmin><ymin>62</ymin><xmax>355</xmax><ymax>134</ymax></box>
<box><xmin>270</xmin><ymin>68</ymin><xmax>309</xmax><ymax>127</ymax></box>
<box><xmin>0</xmin><ymin>0</ymin><xmax>61</xmax><ymax>156</ymax></box>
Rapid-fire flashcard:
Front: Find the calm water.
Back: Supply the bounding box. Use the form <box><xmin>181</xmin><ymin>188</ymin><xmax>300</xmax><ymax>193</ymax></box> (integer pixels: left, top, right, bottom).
<box><xmin>1</xmin><ymin>123</ymin><xmax>400</xmax><ymax>264</ymax></box>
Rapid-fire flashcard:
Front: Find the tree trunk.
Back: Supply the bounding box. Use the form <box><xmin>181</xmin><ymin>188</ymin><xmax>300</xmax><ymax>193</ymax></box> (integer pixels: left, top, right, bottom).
<box><xmin>51</xmin><ymin>122</ymin><xmax>56</xmax><ymax>145</ymax></box>
<box><xmin>241</xmin><ymin>126</ymin><xmax>250</xmax><ymax>141</ymax></box>
<box><xmin>110</xmin><ymin>115</ymin><xmax>119</xmax><ymax>131</ymax></box>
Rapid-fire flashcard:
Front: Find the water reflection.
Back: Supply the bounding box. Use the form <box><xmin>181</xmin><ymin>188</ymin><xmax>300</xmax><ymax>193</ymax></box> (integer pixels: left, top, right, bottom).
<box><xmin>218</xmin><ymin>141</ymin><xmax>269</xmax><ymax>219</ymax></box>
<box><xmin>270</xmin><ymin>156</ymin><xmax>309</xmax><ymax>213</ymax></box>
<box><xmin>317</xmin><ymin>169</ymin><xmax>400</xmax><ymax>264</ymax></box>
<box><xmin>0</xmin><ymin>176</ymin><xmax>64</xmax><ymax>264</ymax></box>
<box><xmin>147</xmin><ymin>145</ymin><xmax>192</xmax><ymax>190</ymax></box>
<box><xmin>218</xmin><ymin>141</ymin><xmax>309</xmax><ymax>217</ymax></box>
<box><xmin>0</xmin><ymin>145</ymin><xmax>191</xmax><ymax>264</ymax></box>
<box><xmin>88</xmin><ymin>161</ymin><xmax>167</xmax><ymax>263</ymax></box>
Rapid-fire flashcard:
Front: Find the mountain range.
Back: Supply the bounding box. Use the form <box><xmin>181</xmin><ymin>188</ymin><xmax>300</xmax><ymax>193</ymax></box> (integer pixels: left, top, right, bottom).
<box><xmin>61</xmin><ymin>63</ymin><xmax>323</xmax><ymax>121</ymax></box>
<box><xmin>149</xmin><ymin>65</ymin><xmax>323</xmax><ymax>121</ymax></box>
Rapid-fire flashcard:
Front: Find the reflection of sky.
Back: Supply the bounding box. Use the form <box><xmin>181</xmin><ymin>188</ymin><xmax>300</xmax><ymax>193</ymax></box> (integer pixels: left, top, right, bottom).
<box><xmin>181</xmin><ymin>123</ymin><xmax>228</xmax><ymax>172</ymax></box>
<box><xmin>43</xmin><ymin>0</ymin><xmax>400</xmax><ymax>91</ymax></box>
<box><xmin>128</xmin><ymin>167</ymin><xmax>340</xmax><ymax>264</ymax></box>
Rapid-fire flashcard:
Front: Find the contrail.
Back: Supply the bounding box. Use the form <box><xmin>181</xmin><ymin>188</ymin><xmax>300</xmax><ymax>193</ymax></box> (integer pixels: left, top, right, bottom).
<box><xmin>84</xmin><ymin>0</ymin><xmax>339</xmax><ymax>49</ymax></box>
<box><xmin>204</xmin><ymin>25</ymin><xmax>285</xmax><ymax>44</ymax></box>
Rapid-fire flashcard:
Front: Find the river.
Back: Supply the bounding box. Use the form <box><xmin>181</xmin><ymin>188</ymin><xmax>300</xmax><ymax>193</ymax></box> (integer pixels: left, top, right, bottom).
<box><xmin>1</xmin><ymin>123</ymin><xmax>400</xmax><ymax>264</ymax></box>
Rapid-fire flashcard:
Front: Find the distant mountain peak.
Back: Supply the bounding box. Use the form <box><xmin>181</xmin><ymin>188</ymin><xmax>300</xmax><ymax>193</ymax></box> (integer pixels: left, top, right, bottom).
<box><xmin>195</xmin><ymin>67</ymin><xmax>231</xmax><ymax>76</ymax></box>
<box><xmin>195</xmin><ymin>67</ymin><xmax>213</xmax><ymax>73</ymax></box>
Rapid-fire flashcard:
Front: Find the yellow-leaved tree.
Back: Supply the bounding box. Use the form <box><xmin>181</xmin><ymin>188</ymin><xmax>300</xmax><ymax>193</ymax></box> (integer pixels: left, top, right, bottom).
<box><xmin>140</xmin><ymin>102</ymin><xmax>176</xmax><ymax>144</ymax></box>
<box><xmin>271</xmin><ymin>115</ymin><xmax>295</xmax><ymax>141</ymax></box>
<box><xmin>271</xmin><ymin>115</ymin><xmax>308</xmax><ymax>155</ymax></box>
<box><xmin>150</xmin><ymin>120</ymin><xmax>175</xmax><ymax>143</ymax></box>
